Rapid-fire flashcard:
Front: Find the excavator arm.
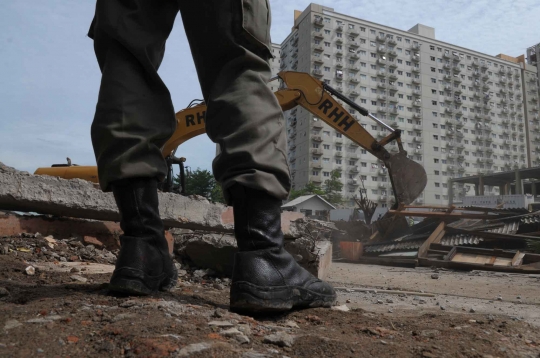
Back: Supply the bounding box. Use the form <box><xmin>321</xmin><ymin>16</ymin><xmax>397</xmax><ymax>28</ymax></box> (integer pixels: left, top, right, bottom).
<box><xmin>35</xmin><ymin>71</ymin><xmax>427</xmax><ymax>205</ymax></box>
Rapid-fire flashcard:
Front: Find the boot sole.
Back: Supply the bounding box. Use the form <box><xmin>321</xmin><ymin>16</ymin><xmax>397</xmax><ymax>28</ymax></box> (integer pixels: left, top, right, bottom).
<box><xmin>108</xmin><ymin>265</ymin><xmax>178</xmax><ymax>296</ymax></box>
<box><xmin>230</xmin><ymin>281</ymin><xmax>336</xmax><ymax>314</ymax></box>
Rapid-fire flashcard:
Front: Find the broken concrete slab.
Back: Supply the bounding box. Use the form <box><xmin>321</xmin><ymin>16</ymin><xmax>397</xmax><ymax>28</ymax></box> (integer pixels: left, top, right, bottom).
<box><xmin>0</xmin><ymin>173</ymin><xmax>303</xmax><ymax>237</ymax></box>
<box><xmin>32</xmin><ymin>262</ymin><xmax>115</xmax><ymax>274</ymax></box>
<box><xmin>174</xmin><ymin>231</ymin><xmax>332</xmax><ymax>279</ymax></box>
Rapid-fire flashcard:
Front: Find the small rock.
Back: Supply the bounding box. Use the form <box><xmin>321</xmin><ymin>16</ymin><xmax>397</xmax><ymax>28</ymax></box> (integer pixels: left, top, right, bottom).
<box><xmin>419</xmin><ymin>299</ymin><xmax>427</xmax><ymax>304</ymax></box>
<box><xmin>346</xmin><ymin>299</ymin><xmax>351</xmax><ymax>303</ymax></box>
<box><xmin>470</xmin><ymin>308</ymin><xmax>476</xmax><ymax>313</ymax></box>
<box><xmin>238</xmin><ymin>325</ymin><xmax>252</xmax><ymax>336</ymax></box>
<box><xmin>66</xmin><ymin>336</ymin><xmax>79</xmax><ymax>344</ymax></box>
<box><xmin>25</xmin><ymin>266</ymin><xmax>36</xmax><ymax>275</ymax></box>
<box><xmin>376</xmin><ymin>300</ymin><xmax>383</xmax><ymax>304</ymax></box>
<box><xmin>331</xmin><ymin>304</ymin><xmax>350</xmax><ymax>312</ymax></box>
<box><xmin>177</xmin><ymin>342</ymin><xmax>219</xmax><ymax>357</ymax></box>
<box><xmin>283</xmin><ymin>320</ymin><xmax>299</xmax><ymax>329</ymax></box>
<box><xmin>70</xmin><ymin>267</ymin><xmax>80</xmax><ymax>273</ymax></box>
<box><xmin>0</xmin><ymin>287</ymin><xmax>9</xmax><ymax>297</ymax></box>
<box><xmin>420</xmin><ymin>330</ymin><xmax>440</xmax><ymax>338</ymax></box>
<box><xmin>221</xmin><ymin>328</ymin><xmax>242</xmax><ymax>337</ymax></box>
<box><xmin>208</xmin><ymin>321</ymin><xmax>234</xmax><ymax>328</ymax></box>
<box><xmin>193</xmin><ymin>269</ymin><xmax>207</xmax><ymax>278</ymax></box>
<box><xmin>388</xmin><ymin>309</ymin><xmax>393</xmax><ymax>313</ymax></box>
<box><xmin>37</xmin><ymin>348</ymin><xmax>44</xmax><ymax>353</ymax></box>
<box><xmin>213</xmin><ymin>283</ymin><xmax>225</xmax><ymax>290</ymax></box>
<box><xmin>44</xmin><ymin>235</ymin><xmax>56</xmax><ymax>244</ymax></box>
<box><xmin>517</xmin><ymin>295</ymin><xmax>522</xmax><ymax>300</ymax></box>
<box><xmin>386</xmin><ymin>298</ymin><xmax>394</xmax><ymax>303</ymax></box>
<box><xmin>235</xmin><ymin>334</ymin><xmax>250</xmax><ymax>344</ymax></box>
<box><xmin>263</xmin><ymin>332</ymin><xmax>295</xmax><ymax>347</ymax></box>
<box><xmin>178</xmin><ymin>269</ymin><xmax>187</xmax><ymax>277</ymax></box>
<box><xmin>213</xmin><ymin>308</ymin><xmax>227</xmax><ymax>318</ymax></box>
<box><xmin>70</xmin><ymin>275</ymin><xmax>88</xmax><ymax>283</ymax></box>
<box><xmin>496</xmin><ymin>296</ymin><xmax>502</xmax><ymax>301</ymax></box>
<box><xmin>242</xmin><ymin>352</ymin><xmax>269</xmax><ymax>358</ymax></box>
<box><xmin>487</xmin><ymin>314</ymin><xmax>495</xmax><ymax>322</ymax></box>
<box><xmin>0</xmin><ymin>244</ymin><xmax>9</xmax><ymax>255</ymax></box>
<box><xmin>440</xmin><ymin>305</ymin><xmax>446</xmax><ymax>311</ymax></box>
<box><xmin>431</xmin><ymin>273</ymin><xmax>439</xmax><ymax>279</ymax></box>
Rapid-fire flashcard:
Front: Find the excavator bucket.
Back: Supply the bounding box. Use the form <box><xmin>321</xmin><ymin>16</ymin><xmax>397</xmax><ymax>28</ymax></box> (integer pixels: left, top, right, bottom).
<box><xmin>385</xmin><ymin>151</ymin><xmax>427</xmax><ymax>206</ymax></box>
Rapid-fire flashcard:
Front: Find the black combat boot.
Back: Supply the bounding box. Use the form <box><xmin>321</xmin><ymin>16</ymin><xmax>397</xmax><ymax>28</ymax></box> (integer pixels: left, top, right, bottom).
<box><xmin>109</xmin><ymin>177</ymin><xmax>178</xmax><ymax>295</ymax></box>
<box><xmin>229</xmin><ymin>185</ymin><xmax>336</xmax><ymax>313</ymax></box>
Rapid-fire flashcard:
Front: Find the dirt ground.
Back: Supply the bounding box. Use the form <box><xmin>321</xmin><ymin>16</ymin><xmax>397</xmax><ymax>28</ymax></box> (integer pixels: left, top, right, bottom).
<box><xmin>1</xmin><ymin>234</ymin><xmax>540</xmax><ymax>357</ymax></box>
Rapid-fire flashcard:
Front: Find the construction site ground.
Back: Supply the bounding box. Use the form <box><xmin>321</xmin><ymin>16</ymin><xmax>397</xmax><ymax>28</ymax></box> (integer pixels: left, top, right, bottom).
<box><xmin>1</xmin><ymin>235</ymin><xmax>540</xmax><ymax>357</ymax></box>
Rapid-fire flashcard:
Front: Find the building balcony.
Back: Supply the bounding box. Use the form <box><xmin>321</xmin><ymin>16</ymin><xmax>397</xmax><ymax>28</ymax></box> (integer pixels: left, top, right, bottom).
<box><xmin>312</xmin><ymin>31</ymin><xmax>324</xmax><ymax>39</ymax></box>
<box><xmin>312</xmin><ymin>69</ymin><xmax>323</xmax><ymax>77</ymax></box>
<box><xmin>312</xmin><ymin>135</ymin><xmax>323</xmax><ymax>142</ymax></box>
<box><xmin>313</xmin><ymin>17</ymin><xmax>324</xmax><ymax>26</ymax></box>
<box><xmin>311</xmin><ymin>149</ymin><xmax>323</xmax><ymax>155</ymax></box>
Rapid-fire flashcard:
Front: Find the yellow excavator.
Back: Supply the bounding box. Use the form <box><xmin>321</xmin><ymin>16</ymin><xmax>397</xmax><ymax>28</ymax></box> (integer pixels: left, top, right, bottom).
<box><xmin>35</xmin><ymin>71</ymin><xmax>427</xmax><ymax>206</ymax></box>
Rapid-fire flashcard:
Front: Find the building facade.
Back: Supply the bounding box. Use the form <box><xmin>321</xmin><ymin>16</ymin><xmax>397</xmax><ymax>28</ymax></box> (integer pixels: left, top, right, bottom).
<box><xmin>279</xmin><ymin>3</ymin><xmax>540</xmax><ymax>207</ymax></box>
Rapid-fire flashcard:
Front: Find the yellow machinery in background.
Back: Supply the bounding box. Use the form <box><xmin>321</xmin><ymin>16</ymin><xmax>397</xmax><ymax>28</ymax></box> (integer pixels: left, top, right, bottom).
<box><xmin>35</xmin><ymin>71</ymin><xmax>427</xmax><ymax>205</ymax></box>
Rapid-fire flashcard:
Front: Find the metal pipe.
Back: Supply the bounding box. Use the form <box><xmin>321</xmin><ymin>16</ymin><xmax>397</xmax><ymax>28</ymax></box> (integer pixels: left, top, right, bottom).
<box><xmin>324</xmin><ymin>84</ymin><xmax>395</xmax><ymax>132</ymax></box>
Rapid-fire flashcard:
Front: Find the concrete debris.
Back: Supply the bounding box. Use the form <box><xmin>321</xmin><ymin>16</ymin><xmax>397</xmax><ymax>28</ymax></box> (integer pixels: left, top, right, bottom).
<box><xmin>0</xmin><ymin>171</ymin><xmax>303</xmax><ymax>235</ymax></box>
<box><xmin>174</xmin><ymin>231</ymin><xmax>333</xmax><ymax>279</ymax></box>
<box><xmin>263</xmin><ymin>332</ymin><xmax>295</xmax><ymax>348</ymax></box>
<box><xmin>70</xmin><ymin>275</ymin><xmax>88</xmax><ymax>283</ymax></box>
<box><xmin>331</xmin><ymin>304</ymin><xmax>350</xmax><ymax>312</ymax></box>
<box><xmin>176</xmin><ymin>342</ymin><xmax>217</xmax><ymax>357</ymax></box>
<box><xmin>3</xmin><ymin>319</ymin><xmax>23</xmax><ymax>330</ymax></box>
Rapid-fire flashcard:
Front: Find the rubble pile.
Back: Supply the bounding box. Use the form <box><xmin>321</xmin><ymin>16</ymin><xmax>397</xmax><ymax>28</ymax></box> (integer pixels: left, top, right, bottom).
<box><xmin>339</xmin><ymin>206</ymin><xmax>540</xmax><ymax>273</ymax></box>
<box><xmin>0</xmin><ymin>233</ymin><xmax>118</xmax><ymax>265</ymax></box>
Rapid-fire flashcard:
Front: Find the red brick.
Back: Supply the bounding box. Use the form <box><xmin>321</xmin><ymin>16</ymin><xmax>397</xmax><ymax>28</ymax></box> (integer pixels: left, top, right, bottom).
<box><xmin>83</xmin><ymin>236</ymin><xmax>104</xmax><ymax>248</ymax></box>
<box><xmin>164</xmin><ymin>230</ymin><xmax>174</xmax><ymax>255</ymax></box>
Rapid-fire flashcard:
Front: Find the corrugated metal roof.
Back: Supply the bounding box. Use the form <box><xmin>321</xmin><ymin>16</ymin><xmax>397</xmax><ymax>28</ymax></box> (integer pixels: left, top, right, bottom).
<box><xmin>440</xmin><ymin>234</ymin><xmax>483</xmax><ymax>246</ymax></box>
<box><xmin>364</xmin><ymin>239</ymin><xmax>425</xmax><ymax>253</ymax></box>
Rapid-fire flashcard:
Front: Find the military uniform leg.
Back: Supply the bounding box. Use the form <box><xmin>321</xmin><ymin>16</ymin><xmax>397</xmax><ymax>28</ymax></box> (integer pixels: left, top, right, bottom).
<box><xmin>177</xmin><ymin>0</ymin><xmax>290</xmax><ymax>203</ymax></box>
<box><xmin>89</xmin><ymin>0</ymin><xmax>179</xmax><ymax>191</ymax></box>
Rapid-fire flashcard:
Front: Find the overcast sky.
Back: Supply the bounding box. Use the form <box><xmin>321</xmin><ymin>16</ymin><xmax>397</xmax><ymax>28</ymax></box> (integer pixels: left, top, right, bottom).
<box><xmin>1</xmin><ymin>0</ymin><xmax>539</xmax><ymax>174</ymax></box>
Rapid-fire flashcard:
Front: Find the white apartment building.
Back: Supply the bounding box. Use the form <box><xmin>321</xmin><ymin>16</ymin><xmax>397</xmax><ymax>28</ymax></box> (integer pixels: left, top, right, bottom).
<box><xmin>279</xmin><ymin>4</ymin><xmax>540</xmax><ymax>207</ymax></box>
<box><xmin>269</xmin><ymin>43</ymin><xmax>282</xmax><ymax>92</ymax></box>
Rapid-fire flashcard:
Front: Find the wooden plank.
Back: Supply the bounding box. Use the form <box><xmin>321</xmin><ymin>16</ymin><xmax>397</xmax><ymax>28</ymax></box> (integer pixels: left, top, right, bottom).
<box><xmin>417</xmin><ymin>222</ymin><xmax>445</xmax><ymax>259</ymax></box>
<box><xmin>486</xmin><ymin>255</ymin><xmax>497</xmax><ymax>266</ymax></box>
<box><xmin>511</xmin><ymin>251</ymin><xmax>525</xmax><ymax>267</ymax></box>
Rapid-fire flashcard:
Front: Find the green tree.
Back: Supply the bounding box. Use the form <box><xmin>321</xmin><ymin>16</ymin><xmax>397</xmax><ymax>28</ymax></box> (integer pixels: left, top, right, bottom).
<box><xmin>210</xmin><ymin>183</ymin><xmax>226</xmax><ymax>204</ymax></box>
<box><xmin>323</xmin><ymin>169</ymin><xmax>343</xmax><ymax>206</ymax></box>
<box><xmin>174</xmin><ymin>168</ymin><xmax>225</xmax><ymax>204</ymax></box>
<box><xmin>288</xmin><ymin>181</ymin><xmax>324</xmax><ymax>200</ymax></box>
